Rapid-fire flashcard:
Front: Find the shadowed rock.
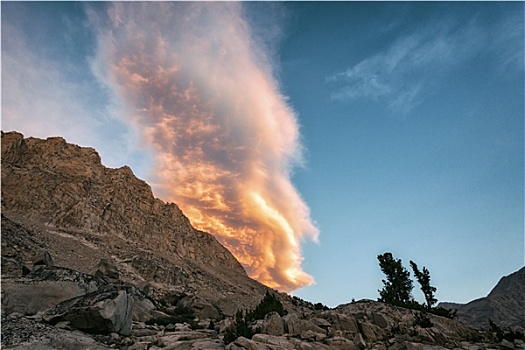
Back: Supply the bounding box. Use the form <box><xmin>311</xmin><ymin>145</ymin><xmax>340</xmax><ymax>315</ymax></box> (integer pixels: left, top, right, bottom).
<box><xmin>32</xmin><ymin>251</ymin><xmax>54</xmax><ymax>267</ymax></box>
<box><xmin>1</xmin><ymin>266</ymin><xmax>106</xmax><ymax>316</ymax></box>
<box><xmin>44</xmin><ymin>286</ymin><xmax>134</xmax><ymax>336</ymax></box>
<box><xmin>90</xmin><ymin>259</ymin><xmax>120</xmax><ymax>284</ymax></box>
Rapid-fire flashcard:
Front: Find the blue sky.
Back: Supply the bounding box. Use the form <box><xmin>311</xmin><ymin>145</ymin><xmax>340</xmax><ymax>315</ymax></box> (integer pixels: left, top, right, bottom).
<box><xmin>2</xmin><ymin>2</ymin><xmax>523</xmax><ymax>306</ymax></box>
<box><xmin>280</xmin><ymin>2</ymin><xmax>524</xmax><ymax>305</ymax></box>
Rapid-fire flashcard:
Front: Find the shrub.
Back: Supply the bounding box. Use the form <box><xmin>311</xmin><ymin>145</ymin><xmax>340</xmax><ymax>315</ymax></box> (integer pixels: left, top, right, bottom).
<box><xmin>250</xmin><ymin>291</ymin><xmax>286</xmax><ymax>320</ymax></box>
<box><xmin>224</xmin><ymin>309</ymin><xmax>256</xmax><ymax>344</ymax></box>
<box><xmin>490</xmin><ymin>320</ymin><xmax>525</xmax><ymax>342</ymax></box>
<box><xmin>145</xmin><ymin>304</ymin><xmax>201</xmax><ymax>328</ymax></box>
<box><xmin>224</xmin><ymin>291</ymin><xmax>287</xmax><ymax>344</ymax></box>
<box><xmin>414</xmin><ymin>312</ymin><xmax>433</xmax><ymax>328</ymax></box>
<box><xmin>429</xmin><ymin>306</ymin><xmax>456</xmax><ymax>319</ymax></box>
<box><xmin>314</xmin><ymin>302</ymin><xmax>329</xmax><ymax>310</ymax></box>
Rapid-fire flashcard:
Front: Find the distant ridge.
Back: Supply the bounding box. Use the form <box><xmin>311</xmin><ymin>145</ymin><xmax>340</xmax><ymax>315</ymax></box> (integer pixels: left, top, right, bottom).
<box><xmin>440</xmin><ymin>266</ymin><xmax>525</xmax><ymax>330</ymax></box>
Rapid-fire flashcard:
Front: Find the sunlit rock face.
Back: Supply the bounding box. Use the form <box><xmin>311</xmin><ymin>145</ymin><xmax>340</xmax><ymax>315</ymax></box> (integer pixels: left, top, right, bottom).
<box><xmin>1</xmin><ymin>131</ymin><xmax>273</xmax><ymax>315</ymax></box>
<box><xmin>1</xmin><ymin>131</ymin><xmax>243</xmax><ymax>273</ymax></box>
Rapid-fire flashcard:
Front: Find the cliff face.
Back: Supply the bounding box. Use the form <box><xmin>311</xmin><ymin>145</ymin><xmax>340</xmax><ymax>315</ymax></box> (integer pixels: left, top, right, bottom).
<box><xmin>1</xmin><ymin>131</ymin><xmax>269</xmax><ymax>314</ymax></box>
<box><xmin>1</xmin><ymin>131</ymin><xmax>242</xmax><ymax>272</ymax></box>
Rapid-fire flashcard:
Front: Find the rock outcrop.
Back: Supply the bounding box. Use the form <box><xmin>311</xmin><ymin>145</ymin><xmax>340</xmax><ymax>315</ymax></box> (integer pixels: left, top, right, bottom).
<box><xmin>44</xmin><ymin>287</ymin><xmax>134</xmax><ymax>336</ymax></box>
<box><xmin>1</xmin><ymin>314</ymin><xmax>112</xmax><ymax>350</ymax></box>
<box><xmin>2</xmin><ymin>265</ymin><xmax>106</xmax><ymax>315</ymax></box>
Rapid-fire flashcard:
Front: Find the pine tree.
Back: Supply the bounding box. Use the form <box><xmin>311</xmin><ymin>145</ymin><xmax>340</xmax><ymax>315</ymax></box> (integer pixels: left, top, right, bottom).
<box><xmin>410</xmin><ymin>260</ymin><xmax>437</xmax><ymax>309</ymax></box>
<box><xmin>377</xmin><ymin>252</ymin><xmax>414</xmax><ymax>306</ymax></box>
<box><xmin>223</xmin><ymin>309</ymin><xmax>255</xmax><ymax>344</ymax></box>
<box><xmin>250</xmin><ymin>291</ymin><xmax>286</xmax><ymax>320</ymax></box>
<box><xmin>223</xmin><ymin>291</ymin><xmax>286</xmax><ymax>345</ymax></box>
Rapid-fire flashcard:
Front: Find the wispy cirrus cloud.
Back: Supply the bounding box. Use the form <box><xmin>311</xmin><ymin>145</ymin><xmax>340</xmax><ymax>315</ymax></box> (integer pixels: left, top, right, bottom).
<box><xmin>328</xmin><ymin>11</ymin><xmax>523</xmax><ymax>115</ymax></box>
<box><xmin>89</xmin><ymin>2</ymin><xmax>318</xmax><ymax>292</ymax></box>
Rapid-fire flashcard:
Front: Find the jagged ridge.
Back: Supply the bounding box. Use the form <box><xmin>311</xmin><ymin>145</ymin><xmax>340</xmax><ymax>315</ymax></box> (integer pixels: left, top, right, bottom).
<box><xmin>1</xmin><ymin>131</ymin><xmax>272</xmax><ymax>316</ymax></box>
<box><xmin>1</xmin><ymin>131</ymin><xmax>242</xmax><ymax>273</ymax></box>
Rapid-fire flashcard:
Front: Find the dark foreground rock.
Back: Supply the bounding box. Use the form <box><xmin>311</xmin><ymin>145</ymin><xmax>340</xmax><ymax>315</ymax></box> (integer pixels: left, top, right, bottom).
<box><xmin>1</xmin><ymin>313</ymin><xmax>111</xmax><ymax>349</ymax></box>
<box><xmin>43</xmin><ymin>287</ymin><xmax>134</xmax><ymax>336</ymax></box>
<box><xmin>4</xmin><ymin>292</ymin><xmax>524</xmax><ymax>350</ymax></box>
<box><xmin>2</xmin><ymin>265</ymin><xmax>107</xmax><ymax>315</ymax></box>
<box><xmin>3</xmin><ymin>260</ymin><xmax>519</xmax><ymax>350</ymax></box>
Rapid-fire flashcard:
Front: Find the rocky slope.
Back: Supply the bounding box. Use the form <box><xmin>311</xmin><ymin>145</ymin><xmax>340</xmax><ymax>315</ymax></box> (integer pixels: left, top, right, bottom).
<box><xmin>2</xmin><ymin>131</ymin><xmax>523</xmax><ymax>350</ymax></box>
<box><xmin>440</xmin><ymin>267</ymin><xmax>525</xmax><ymax>330</ymax></box>
<box><xmin>1</xmin><ymin>131</ymin><xmax>271</xmax><ymax>315</ymax></box>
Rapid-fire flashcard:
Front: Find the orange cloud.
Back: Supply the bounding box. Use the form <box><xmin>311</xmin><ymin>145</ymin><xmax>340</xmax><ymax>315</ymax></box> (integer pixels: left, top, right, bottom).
<box><xmin>92</xmin><ymin>2</ymin><xmax>318</xmax><ymax>292</ymax></box>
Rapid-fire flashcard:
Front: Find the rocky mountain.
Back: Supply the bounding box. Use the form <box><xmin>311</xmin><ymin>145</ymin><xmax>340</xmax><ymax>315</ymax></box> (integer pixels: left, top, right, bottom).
<box><xmin>1</xmin><ymin>130</ymin><xmax>269</xmax><ymax>315</ymax></box>
<box><xmin>1</xmin><ymin>131</ymin><xmax>523</xmax><ymax>350</ymax></box>
<box><xmin>440</xmin><ymin>267</ymin><xmax>525</xmax><ymax>330</ymax></box>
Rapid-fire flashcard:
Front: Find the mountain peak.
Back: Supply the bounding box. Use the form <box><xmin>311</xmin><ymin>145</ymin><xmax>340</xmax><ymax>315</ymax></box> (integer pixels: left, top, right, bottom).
<box><xmin>440</xmin><ymin>266</ymin><xmax>525</xmax><ymax>330</ymax></box>
<box><xmin>489</xmin><ymin>266</ymin><xmax>525</xmax><ymax>298</ymax></box>
<box><xmin>1</xmin><ymin>131</ymin><xmax>268</xmax><ymax>315</ymax></box>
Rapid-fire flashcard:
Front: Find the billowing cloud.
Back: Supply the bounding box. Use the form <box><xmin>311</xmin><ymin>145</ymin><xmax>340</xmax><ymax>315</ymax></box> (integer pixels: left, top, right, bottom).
<box><xmin>90</xmin><ymin>2</ymin><xmax>319</xmax><ymax>291</ymax></box>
